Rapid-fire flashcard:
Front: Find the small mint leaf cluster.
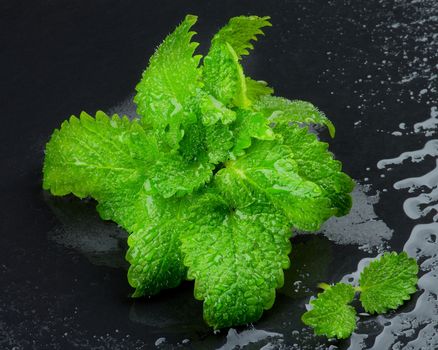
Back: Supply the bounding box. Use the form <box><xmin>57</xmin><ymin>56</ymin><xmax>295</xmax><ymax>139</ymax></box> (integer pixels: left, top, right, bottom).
<box><xmin>302</xmin><ymin>252</ymin><xmax>419</xmax><ymax>339</ymax></box>
<box><xmin>43</xmin><ymin>15</ymin><xmax>354</xmax><ymax>328</ymax></box>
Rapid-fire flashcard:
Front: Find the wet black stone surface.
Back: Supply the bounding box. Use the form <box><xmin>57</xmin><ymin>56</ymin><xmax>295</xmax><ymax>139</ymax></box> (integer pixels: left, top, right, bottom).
<box><xmin>1</xmin><ymin>0</ymin><xmax>437</xmax><ymax>349</ymax></box>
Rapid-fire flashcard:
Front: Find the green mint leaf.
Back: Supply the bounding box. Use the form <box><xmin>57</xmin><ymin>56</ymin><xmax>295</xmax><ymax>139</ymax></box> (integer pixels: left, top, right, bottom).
<box><xmin>199</xmin><ymin>94</ymin><xmax>236</xmax><ymax>126</ymax></box>
<box><xmin>134</xmin><ymin>15</ymin><xmax>201</xmax><ymax>143</ymax></box>
<box><xmin>275</xmin><ymin>124</ymin><xmax>354</xmax><ymax>217</ymax></box>
<box><xmin>245</xmin><ymin>77</ymin><xmax>274</xmax><ymax>103</ymax></box>
<box><xmin>180</xmin><ymin>192</ymin><xmax>291</xmax><ymax>329</ymax></box>
<box><xmin>254</xmin><ymin>96</ymin><xmax>336</xmax><ymax>138</ymax></box>
<box><xmin>125</xmin><ymin>196</ymin><xmax>189</xmax><ymax>297</ymax></box>
<box><xmin>147</xmin><ymin>155</ymin><xmax>213</xmax><ymax>198</ymax></box>
<box><xmin>216</xmin><ymin>139</ymin><xmax>345</xmax><ymax>231</ymax></box>
<box><xmin>177</xmin><ymin>93</ymin><xmax>235</xmax><ymax>164</ymax></box>
<box><xmin>210</xmin><ymin>15</ymin><xmax>271</xmax><ymax>58</ymax></box>
<box><xmin>202</xmin><ymin>16</ymin><xmax>270</xmax><ymax>108</ymax></box>
<box><xmin>43</xmin><ymin>111</ymin><xmax>156</xmax><ymax>199</ymax></box>
<box><xmin>96</xmin><ymin>182</ymin><xmax>188</xmax><ymax>296</ymax></box>
<box><xmin>302</xmin><ymin>283</ymin><xmax>357</xmax><ymax>339</ymax></box>
<box><xmin>204</xmin><ymin>123</ymin><xmax>234</xmax><ymax>164</ymax></box>
<box><xmin>177</xmin><ymin>118</ymin><xmax>234</xmax><ymax>166</ymax></box>
<box><xmin>359</xmin><ymin>252</ymin><xmax>419</xmax><ymax>313</ymax></box>
<box><xmin>231</xmin><ymin>109</ymin><xmax>275</xmax><ymax>157</ymax></box>
<box><xmin>202</xmin><ymin>42</ymin><xmax>249</xmax><ymax>107</ymax></box>
<box><xmin>43</xmin><ymin>112</ymin><xmax>187</xmax><ymax>294</ymax></box>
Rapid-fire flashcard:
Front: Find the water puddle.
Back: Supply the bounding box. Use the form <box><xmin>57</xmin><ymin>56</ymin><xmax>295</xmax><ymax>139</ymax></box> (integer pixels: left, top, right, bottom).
<box><xmin>216</xmin><ymin>328</ymin><xmax>283</xmax><ymax>350</ymax></box>
<box><xmin>321</xmin><ymin>184</ymin><xmax>392</xmax><ymax>253</ymax></box>
<box><xmin>346</xmin><ymin>139</ymin><xmax>438</xmax><ymax>349</ymax></box>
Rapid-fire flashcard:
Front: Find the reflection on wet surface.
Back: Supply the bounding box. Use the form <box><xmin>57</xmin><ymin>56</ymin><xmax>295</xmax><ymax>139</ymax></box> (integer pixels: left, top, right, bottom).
<box><xmin>321</xmin><ymin>185</ymin><xmax>392</xmax><ymax>253</ymax></box>
<box><xmin>217</xmin><ymin>328</ymin><xmax>283</xmax><ymax>350</ymax></box>
<box><xmin>46</xmin><ymin>194</ymin><xmax>128</xmax><ymax>269</ymax></box>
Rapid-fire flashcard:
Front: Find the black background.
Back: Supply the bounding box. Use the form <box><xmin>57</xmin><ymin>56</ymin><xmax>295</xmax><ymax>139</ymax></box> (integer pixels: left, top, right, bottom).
<box><xmin>1</xmin><ymin>0</ymin><xmax>436</xmax><ymax>349</ymax></box>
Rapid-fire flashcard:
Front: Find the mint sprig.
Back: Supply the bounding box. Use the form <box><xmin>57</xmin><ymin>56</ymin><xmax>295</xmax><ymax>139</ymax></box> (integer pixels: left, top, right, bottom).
<box><xmin>302</xmin><ymin>252</ymin><xmax>419</xmax><ymax>339</ymax></box>
<box><xmin>302</xmin><ymin>283</ymin><xmax>357</xmax><ymax>339</ymax></box>
<box><xmin>43</xmin><ymin>15</ymin><xmax>354</xmax><ymax>329</ymax></box>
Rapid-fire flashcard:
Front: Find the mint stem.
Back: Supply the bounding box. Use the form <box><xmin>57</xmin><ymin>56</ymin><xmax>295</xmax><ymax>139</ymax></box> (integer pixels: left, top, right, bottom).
<box><xmin>317</xmin><ymin>282</ymin><xmax>331</xmax><ymax>290</ymax></box>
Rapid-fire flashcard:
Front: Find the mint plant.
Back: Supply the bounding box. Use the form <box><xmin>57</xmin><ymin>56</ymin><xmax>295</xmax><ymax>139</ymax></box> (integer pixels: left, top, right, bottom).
<box><xmin>43</xmin><ymin>15</ymin><xmax>354</xmax><ymax>329</ymax></box>
<box><xmin>302</xmin><ymin>252</ymin><xmax>419</xmax><ymax>339</ymax></box>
